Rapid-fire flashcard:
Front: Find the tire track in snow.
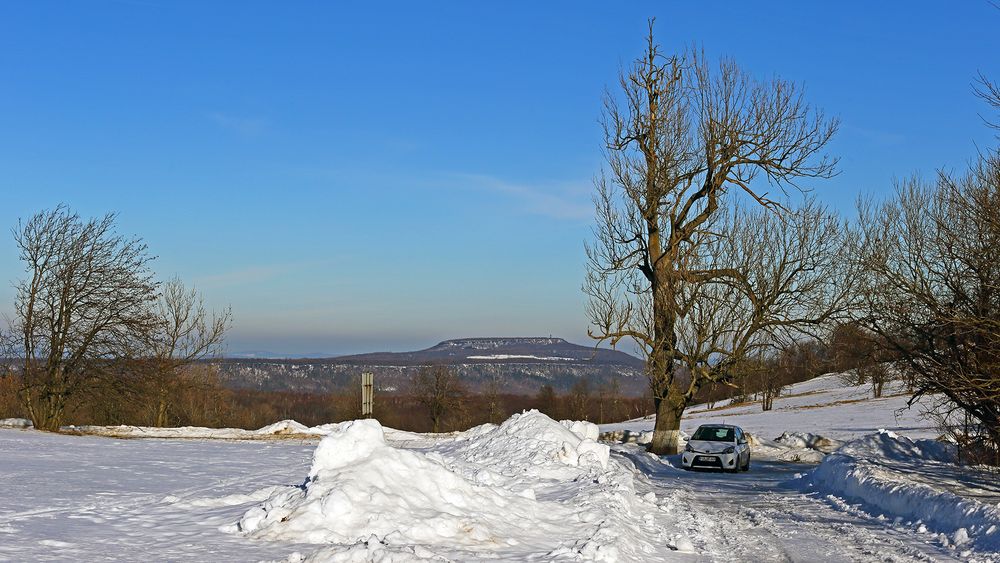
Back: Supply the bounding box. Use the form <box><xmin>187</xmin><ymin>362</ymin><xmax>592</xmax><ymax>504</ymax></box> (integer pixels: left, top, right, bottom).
<box><xmin>615</xmin><ymin>446</ymin><xmax>957</xmax><ymax>562</ymax></box>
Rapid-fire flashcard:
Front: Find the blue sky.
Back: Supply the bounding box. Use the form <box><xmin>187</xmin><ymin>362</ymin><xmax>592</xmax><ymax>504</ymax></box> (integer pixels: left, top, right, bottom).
<box><xmin>1</xmin><ymin>1</ymin><xmax>998</xmax><ymax>356</ymax></box>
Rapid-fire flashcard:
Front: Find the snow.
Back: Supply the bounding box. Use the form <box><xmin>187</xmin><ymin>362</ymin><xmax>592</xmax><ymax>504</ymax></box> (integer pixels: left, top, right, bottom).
<box><xmin>235</xmin><ymin>417</ymin><xmax>567</xmax><ymax>547</ymax></box>
<box><xmin>600</xmin><ymin>373</ymin><xmax>939</xmax><ymax>443</ymax></box>
<box><xmin>0</xmin><ymin>410</ymin><xmax>677</xmax><ymax>560</ymax></box>
<box><xmin>740</xmin><ymin>431</ymin><xmax>845</xmax><ymax>464</ymax></box>
<box><xmin>0</xmin><ymin>429</ymin><xmax>318</xmax><ymax>561</ymax></box>
<box><xmin>62</xmin><ymin>419</ymin><xmax>338</xmax><ymax>439</ymax></box>
<box><xmin>466</xmin><ymin>354</ymin><xmax>576</xmax><ymax>361</ymax></box>
<box><xmin>560</xmin><ymin>419</ymin><xmax>601</xmax><ymax>441</ymax></box>
<box><xmin>230</xmin><ymin>412</ymin><xmax>619</xmax><ymax>557</ymax></box>
<box><xmin>598</xmin><ymin>373</ymin><xmax>1000</xmax><ymax>560</ymax></box>
<box><xmin>0</xmin><ymin>417</ymin><xmax>32</xmax><ymax>428</ymax></box>
<box><xmin>3</xmin><ymin>372</ymin><xmax>999</xmax><ymax>561</ymax></box>
<box><xmin>810</xmin><ymin>429</ymin><xmax>1000</xmax><ymax>553</ymax></box>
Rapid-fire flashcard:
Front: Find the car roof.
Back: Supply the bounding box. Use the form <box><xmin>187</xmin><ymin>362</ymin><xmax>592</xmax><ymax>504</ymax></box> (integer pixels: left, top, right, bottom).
<box><xmin>696</xmin><ymin>424</ymin><xmax>741</xmax><ymax>429</ymax></box>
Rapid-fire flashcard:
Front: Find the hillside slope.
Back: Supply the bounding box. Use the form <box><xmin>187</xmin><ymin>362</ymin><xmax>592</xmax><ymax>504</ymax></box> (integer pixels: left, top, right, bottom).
<box><xmin>215</xmin><ymin>337</ymin><xmax>648</xmax><ymax>396</ymax></box>
<box><xmin>600</xmin><ymin>373</ymin><xmax>939</xmax><ymax>442</ymax></box>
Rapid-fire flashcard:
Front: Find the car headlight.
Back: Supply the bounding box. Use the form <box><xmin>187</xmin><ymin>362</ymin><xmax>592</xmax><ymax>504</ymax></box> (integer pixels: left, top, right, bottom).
<box><xmin>684</xmin><ymin>444</ymin><xmax>694</xmax><ymax>453</ymax></box>
<box><xmin>724</xmin><ymin>446</ymin><xmax>735</xmax><ymax>454</ymax></box>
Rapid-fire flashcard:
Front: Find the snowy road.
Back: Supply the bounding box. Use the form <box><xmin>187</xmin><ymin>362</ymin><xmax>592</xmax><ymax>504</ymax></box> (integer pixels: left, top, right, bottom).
<box><xmin>617</xmin><ymin>446</ymin><xmax>960</xmax><ymax>562</ymax></box>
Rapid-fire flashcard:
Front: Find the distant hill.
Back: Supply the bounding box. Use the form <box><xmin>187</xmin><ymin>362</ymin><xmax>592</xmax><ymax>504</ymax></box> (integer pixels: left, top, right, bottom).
<box><xmin>214</xmin><ymin>337</ymin><xmax>648</xmax><ymax>397</ymax></box>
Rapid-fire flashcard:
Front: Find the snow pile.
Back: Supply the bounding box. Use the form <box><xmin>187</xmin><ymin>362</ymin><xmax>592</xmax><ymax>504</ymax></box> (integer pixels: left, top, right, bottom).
<box><xmin>560</xmin><ymin>418</ymin><xmax>600</xmax><ymax>441</ymax></box>
<box><xmin>445</xmin><ymin>410</ymin><xmax>611</xmax><ymax>491</ymax></box>
<box><xmin>773</xmin><ymin>431</ymin><xmax>843</xmax><ymax>453</ymax></box>
<box><xmin>257</xmin><ymin>420</ymin><xmax>314</xmax><ymax>435</ymax></box>
<box><xmin>234</xmin><ymin>416</ymin><xmax>583</xmax><ymax>548</ymax></box>
<box><xmin>742</xmin><ymin>431</ymin><xmax>845</xmax><ymax>463</ymax></box>
<box><xmin>63</xmin><ymin>419</ymin><xmax>336</xmax><ymax>440</ymax></box>
<box><xmin>0</xmin><ymin>418</ymin><xmax>32</xmax><ymax>429</ymax></box>
<box><xmin>599</xmin><ymin>428</ymin><xmax>675</xmax><ymax>446</ymax></box>
<box><xmin>229</xmin><ymin>411</ymin><xmax>672</xmax><ymax>560</ymax></box>
<box><xmin>284</xmin><ymin>538</ymin><xmax>451</xmax><ymax>562</ymax></box>
<box><xmin>810</xmin><ymin>430</ymin><xmax>1000</xmax><ymax>553</ymax></box>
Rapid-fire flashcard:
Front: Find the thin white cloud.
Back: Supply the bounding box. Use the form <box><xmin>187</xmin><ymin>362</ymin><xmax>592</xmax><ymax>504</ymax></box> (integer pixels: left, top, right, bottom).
<box><xmin>449</xmin><ymin>173</ymin><xmax>592</xmax><ymax>220</ymax></box>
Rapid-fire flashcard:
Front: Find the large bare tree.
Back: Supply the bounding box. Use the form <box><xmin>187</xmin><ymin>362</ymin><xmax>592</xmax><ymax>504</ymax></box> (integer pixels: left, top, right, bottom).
<box><xmin>146</xmin><ymin>278</ymin><xmax>231</xmax><ymax>427</ymax></box>
<box><xmin>12</xmin><ymin>207</ymin><xmax>159</xmax><ymax>431</ymax></box>
<box><xmin>585</xmin><ymin>24</ymin><xmax>846</xmax><ymax>454</ymax></box>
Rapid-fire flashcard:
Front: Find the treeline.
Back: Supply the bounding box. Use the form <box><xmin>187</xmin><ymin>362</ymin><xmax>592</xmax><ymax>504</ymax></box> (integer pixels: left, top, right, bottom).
<box><xmin>0</xmin><ymin>208</ymin><xmax>230</xmax><ymax>431</ymax></box>
<box><xmin>688</xmin><ymin>321</ymin><xmax>897</xmax><ymax>412</ymax></box>
<box><xmin>0</xmin><ymin>365</ymin><xmax>650</xmax><ymax>433</ymax></box>
<box><xmin>0</xmin><ymin>314</ymin><xmax>911</xmax><ymax>434</ymax></box>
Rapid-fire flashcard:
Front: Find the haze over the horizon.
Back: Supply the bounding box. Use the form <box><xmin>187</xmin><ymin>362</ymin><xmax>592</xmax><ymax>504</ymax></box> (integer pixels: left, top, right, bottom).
<box><xmin>2</xmin><ymin>1</ymin><xmax>998</xmax><ymax>356</ymax></box>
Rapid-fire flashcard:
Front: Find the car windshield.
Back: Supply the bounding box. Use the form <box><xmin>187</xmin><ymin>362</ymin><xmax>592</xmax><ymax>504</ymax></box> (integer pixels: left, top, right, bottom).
<box><xmin>692</xmin><ymin>426</ymin><xmax>735</xmax><ymax>442</ymax></box>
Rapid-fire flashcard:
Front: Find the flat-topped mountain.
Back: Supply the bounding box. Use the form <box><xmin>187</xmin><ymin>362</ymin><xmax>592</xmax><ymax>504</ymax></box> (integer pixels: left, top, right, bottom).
<box><xmin>331</xmin><ymin>337</ymin><xmax>645</xmax><ymax>367</ymax></box>
<box><xmin>214</xmin><ymin>337</ymin><xmax>648</xmax><ymax>397</ymax></box>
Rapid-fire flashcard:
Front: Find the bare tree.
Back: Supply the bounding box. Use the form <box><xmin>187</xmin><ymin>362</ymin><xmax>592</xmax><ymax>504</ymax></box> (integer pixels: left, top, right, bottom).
<box><xmin>597</xmin><ymin>378</ymin><xmax>623</xmax><ymax>423</ymax></box>
<box><xmin>975</xmin><ymin>72</ymin><xmax>1000</xmax><ymax>136</ymax></box>
<box><xmin>535</xmin><ymin>384</ymin><xmax>557</xmax><ymax>417</ymax></box>
<box><xmin>828</xmin><ymin>322</ymin><xmax>873</xmax><ymax>375</ymax></box>
<box><xmin>568</xmin><ymin>378</ymin><xmax>591</xmax><ymax>420</ymax></box>
<box><xmin>12</xmin><ymin>207</ymin><xmax>158</xmax><ymax>431</ymax></box>
<box><xmin>585</xmin><ymin>22</ymin><xmax>846</xmax><ymax>454</ymax></box>
<box><xmin>146</xmin><ymin>278</ymin><xmax>231</xmax><ymax>427</ymax></box>
<box><xmin>827</xmin><ymin>321</ymin><xmax>895</xmax><ymax>397</ymax></box>
<box><xmin>860</xmin><ymin>363</ymin><xmax>892</xmax><ymax>399</ymax></box>
<box><xmin>484</xmin><ymin>372</ymin><xmax>506</xmax><ymax>424</ymax></box>
<box><xmin>412</xmin><ymin>364</ymin><xmax>466</xmax><ymax>433</ymax></box>
<box><xmin>857</xmin><ymin>151</ymin><xmax>1000</xmax><ymax>460</ymax></box>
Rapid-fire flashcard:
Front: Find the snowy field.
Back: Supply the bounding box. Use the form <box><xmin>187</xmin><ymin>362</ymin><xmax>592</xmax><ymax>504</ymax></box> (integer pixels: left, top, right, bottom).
<box><xmin>1</xmin><ymin>374</ymin><xmax>999</xmax><ymax>562</ymax></box>
<box><xmin>600</xmin><ymin>373</ymin><xmax>939</xmax><ymax>442</ymax></box>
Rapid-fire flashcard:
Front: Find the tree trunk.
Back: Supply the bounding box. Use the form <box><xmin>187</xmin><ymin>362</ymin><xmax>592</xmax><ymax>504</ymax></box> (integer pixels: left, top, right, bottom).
<box><xmin>648</xmin><ymin>396</ymin><xmax>683</xmax><ymax>455</ymax></box>
<box><xmin>155</xmin><ymin>393</ymin><xmax>169</xmax><ymax>427</ymax></box>
<box><xmin>34</xmin><ymin>392</ymin><xmax>65</xmax><ymax>432</ymax></box>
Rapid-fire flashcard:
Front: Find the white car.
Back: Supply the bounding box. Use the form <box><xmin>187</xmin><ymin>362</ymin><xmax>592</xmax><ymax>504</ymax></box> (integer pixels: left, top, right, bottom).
<box><xmin>681</xmin><ymin>424</ymin><xmax>751</xmax><ymax>472</ymax></box>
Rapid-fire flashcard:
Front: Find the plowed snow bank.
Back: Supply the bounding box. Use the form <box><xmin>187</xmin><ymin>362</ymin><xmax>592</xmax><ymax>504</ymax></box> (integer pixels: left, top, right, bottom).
<box><xmin>811</xmin><ymin>430</ymin><xmax>1000</xmax><ymax>553</ymax></box>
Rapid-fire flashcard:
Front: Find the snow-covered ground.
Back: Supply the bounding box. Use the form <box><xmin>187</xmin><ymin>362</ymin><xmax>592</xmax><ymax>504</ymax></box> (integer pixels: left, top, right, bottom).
<box><xmin>1</xmin><ymin>373</ymin><xmax>998</xmax><ymax>561</ymax></box>
<box><xmin>1</xmin><ymin>413</ymin><xmax>681</xmax><ymax>562</ymax></box>
<box><xmin>600</xmin><ymin>373</ymin><xmax>938</xmax><ymax>442</ymax></box>
<box><xmin>466</xmin><ymin>354</ymin><xmax>576</xmax><ymax>361</ymax></box>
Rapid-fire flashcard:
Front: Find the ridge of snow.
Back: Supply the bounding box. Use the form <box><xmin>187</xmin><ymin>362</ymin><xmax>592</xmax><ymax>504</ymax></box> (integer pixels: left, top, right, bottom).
<box><xmin>466</xmin><ymin>354</ymin><xmax>576</xmax><ymax>361</ymax></box>
<box><xmin>431</xmin><ymin>337</ymin><xmax>567</xmax><ymax>350</ymax></box>
<box><xmin>810</xmin><ymin>430</ymin><xmax>1000</xmax><ymax>553</ymax></box>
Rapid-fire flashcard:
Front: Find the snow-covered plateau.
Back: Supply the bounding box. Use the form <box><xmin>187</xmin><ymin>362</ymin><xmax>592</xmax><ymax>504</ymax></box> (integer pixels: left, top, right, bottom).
<box><xmin>1</xmin><ymin>373</ymin><xmax>998</xmax><ymax>562</ymax></box>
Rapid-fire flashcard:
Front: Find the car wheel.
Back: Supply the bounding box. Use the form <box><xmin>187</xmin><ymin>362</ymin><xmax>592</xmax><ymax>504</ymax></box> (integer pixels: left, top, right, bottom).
<box><xmin>743</xmin><ymin>455</ymin><xmax>751</xmax><ymax>472</ymax></box>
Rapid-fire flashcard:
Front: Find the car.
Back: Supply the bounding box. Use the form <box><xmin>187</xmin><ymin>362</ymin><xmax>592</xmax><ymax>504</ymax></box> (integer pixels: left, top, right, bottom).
<box><xmin>681</xmin><ymin>424</ymin><xmax>751</xmax><ymax>472</ymax></box>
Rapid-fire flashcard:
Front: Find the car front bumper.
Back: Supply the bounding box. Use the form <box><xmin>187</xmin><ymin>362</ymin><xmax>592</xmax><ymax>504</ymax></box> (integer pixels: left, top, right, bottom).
<box><xmin>681</xmin><ymin>451</ymin><xmax>738</xmax><ymax>469</ymax></box>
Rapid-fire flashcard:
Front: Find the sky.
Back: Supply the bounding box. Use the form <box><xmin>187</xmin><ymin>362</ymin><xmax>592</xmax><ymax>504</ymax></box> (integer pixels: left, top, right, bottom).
<box><xmin>1</xmin><ymin>1</ymin><xmax>998</xmax><ymax>356</ymax></box>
